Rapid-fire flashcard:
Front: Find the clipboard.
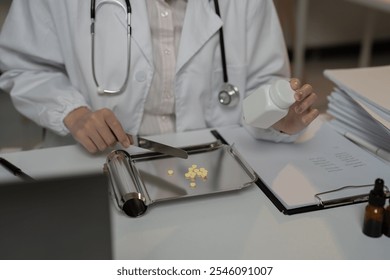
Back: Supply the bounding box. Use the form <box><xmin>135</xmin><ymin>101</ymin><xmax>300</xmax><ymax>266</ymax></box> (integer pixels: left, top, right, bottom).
<box><xmin>217</xmin><ymin>118</ymin><xmax>390</xmax><ymax>215</ymax></box>
<box><xmin>255</xmin><ymin>178</ymin><xmax>389</xmax><ymax>215</ymax></box>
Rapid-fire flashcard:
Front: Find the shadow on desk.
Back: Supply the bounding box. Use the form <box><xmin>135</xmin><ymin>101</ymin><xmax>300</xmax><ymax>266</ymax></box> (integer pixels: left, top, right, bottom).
<box><xmin>0</xmin><ymin>173</ymin><xmax>112</xmax><ymax>260</ymax></box>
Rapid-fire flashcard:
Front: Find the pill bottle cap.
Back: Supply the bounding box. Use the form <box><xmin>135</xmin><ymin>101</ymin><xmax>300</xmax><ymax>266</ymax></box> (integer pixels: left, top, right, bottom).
<box><xmin>368</xmin><ymin>178</ymin><xmax>386</xmax><ymax>207</ymax></box>
<box><xmin>270</xmin><ymin>80</ymin><xmax>296</xmax><ymax>109</ymax></box>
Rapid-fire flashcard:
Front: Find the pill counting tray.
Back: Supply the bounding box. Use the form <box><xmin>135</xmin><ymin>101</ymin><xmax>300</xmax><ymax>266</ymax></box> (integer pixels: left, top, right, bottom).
<box><xmin>105</xmin><ymin>140</ymin><xmax>258</xmax><ymax>217</ymax></box>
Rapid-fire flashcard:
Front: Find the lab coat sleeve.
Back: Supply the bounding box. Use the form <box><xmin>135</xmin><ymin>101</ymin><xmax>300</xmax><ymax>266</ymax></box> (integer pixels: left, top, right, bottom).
<box><xmin>242</xmin><ymin>0</ymin><xmax>298</xmax><ymax>143</ymax></box>
<box><xmin>0</xmin><ymin>0</ymin><xmax>87</xmax><ymax>136</ymax></box>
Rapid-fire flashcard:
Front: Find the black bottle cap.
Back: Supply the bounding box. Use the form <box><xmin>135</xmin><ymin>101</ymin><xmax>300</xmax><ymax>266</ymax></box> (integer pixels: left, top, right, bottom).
<box><xmin>368</xmin><ymin>178</ymin><xmax>385</xmax><ymax>207</ymax></box>
<box><xmin>122</xmin><ymin>198</ymin><xmax>147</xmax><ymax>218</ymax></box>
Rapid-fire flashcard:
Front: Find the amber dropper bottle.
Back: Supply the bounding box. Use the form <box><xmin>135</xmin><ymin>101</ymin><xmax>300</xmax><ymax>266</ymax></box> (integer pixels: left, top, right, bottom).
<box><xmin>362</xmin><ymin>178</ymin><xmax>386</xmax><ymax>238</ymax></box>
<box><xmin>383</xmin><ymin>183</ymin><xmax>390</xmax><ymax>237</ymax></box>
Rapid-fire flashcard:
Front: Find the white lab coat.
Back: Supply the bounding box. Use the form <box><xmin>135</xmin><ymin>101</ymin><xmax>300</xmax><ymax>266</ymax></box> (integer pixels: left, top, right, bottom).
<box><xmin>0</xmin><ymin>0</ymin><xmax>296</xmax><ymax>146</ymax></box>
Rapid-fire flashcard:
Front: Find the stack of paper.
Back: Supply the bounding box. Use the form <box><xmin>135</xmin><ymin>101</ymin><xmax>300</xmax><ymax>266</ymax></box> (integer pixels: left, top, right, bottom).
<box><xmin>324</xmin><ymin>66</ymin><xmax>390</xmax><ymax>161</ymax></box>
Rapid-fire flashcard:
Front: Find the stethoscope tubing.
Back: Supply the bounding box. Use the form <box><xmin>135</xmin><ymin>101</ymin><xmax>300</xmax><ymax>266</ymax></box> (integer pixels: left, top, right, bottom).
<box><xmin>213</xmin><ymin>0</ymin><xmax>228</xmax><ymax>84</ymax></box>
<box><xmin>90</xmin><ymin>0</ymin><xmax>239</xmax><ymax>106</ymax></box>
<box><xmin>90</xmin><ymin>0</ymin><xmax>132</xmax><ymax>95</ymax></box>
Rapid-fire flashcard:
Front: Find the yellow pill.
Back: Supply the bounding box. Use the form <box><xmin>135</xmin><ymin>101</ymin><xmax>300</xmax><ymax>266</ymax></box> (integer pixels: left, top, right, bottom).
<box><xmin>167</xmin><ymin>169</ymin><xmax>174</xmax><ymax>176</ymax></box>
<box><xmin>190</xmin><ymin>182</ymin><xmax>197</xmax><ymax>188</ymax></box>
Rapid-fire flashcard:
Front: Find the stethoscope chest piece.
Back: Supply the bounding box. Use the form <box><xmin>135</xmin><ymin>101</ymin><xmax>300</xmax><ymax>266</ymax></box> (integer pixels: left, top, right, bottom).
<box><xmin>219</xmin><ymin>83</ymin><xmax>240</xmax><ymax>107</ymax></box>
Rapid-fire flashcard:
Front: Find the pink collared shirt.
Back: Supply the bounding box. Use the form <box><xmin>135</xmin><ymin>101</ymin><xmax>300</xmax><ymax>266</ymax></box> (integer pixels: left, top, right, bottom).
<box><xmin>139</xmin><ymin>0</ymin><xmax>187</xmax><ymax>136</ymax></box>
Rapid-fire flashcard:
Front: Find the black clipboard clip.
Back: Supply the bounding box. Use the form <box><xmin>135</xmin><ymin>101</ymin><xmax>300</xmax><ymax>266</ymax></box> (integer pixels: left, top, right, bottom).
<box><xmin>256</xmin><ymin>179</ymin><xmax>390</xmax><ymax>215</ymax></box>
<box><xmin>314</xmin><ymin>183</ymin><xmax>390</xmax><ymax>208</ymax></box>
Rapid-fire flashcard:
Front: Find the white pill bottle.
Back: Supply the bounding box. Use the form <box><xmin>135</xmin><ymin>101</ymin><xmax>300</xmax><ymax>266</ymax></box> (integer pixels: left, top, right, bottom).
<box><xmin>243</xmin><ymin>79</ymin><xmax>295</xmax><ymax>129</ymax></box>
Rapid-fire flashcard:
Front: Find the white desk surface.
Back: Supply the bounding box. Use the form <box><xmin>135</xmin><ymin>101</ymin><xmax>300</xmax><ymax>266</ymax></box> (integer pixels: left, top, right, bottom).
<box><xmin>0</xmin><ymin>123</ymin><xmax>389</xmax><ymax>260</ymax></box>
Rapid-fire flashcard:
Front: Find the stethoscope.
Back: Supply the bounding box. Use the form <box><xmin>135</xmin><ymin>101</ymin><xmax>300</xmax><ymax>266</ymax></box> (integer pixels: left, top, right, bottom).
<box><xmin>90</xmin><ymin>0</ymin><xmax>239</xmax><ymax>107</ymax></box>
<box><xmin>90</xmin><ymin>0</ymin><xmax>132</xmax><ymax>95</ymax></box>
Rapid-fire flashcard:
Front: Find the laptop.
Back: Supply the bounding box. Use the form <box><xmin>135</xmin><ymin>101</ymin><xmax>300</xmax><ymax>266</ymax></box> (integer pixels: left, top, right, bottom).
<box><xmin>0</xmin><ymin>173</ymin><xmax>113</xmax><ymax>260</ymax></box>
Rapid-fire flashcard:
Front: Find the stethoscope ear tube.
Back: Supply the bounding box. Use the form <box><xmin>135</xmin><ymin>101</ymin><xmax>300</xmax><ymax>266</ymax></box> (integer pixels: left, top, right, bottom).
<box><xmin>90</xmin><ymin>0</ymin><xmax>132</xmax><ymax>95</ymax></box>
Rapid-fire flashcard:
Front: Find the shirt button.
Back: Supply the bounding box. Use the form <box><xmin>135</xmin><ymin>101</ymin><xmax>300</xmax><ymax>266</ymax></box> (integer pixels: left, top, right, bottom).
<box><xmin>164</xmin><ymin>49</ymin><xmax>171</xmax><ymax>55</ymax></box>
<box><xmin>161</xmin><ymin>11</ymin><xmax>169</xmax><ymax>17</ymax></box>
<box><xmin>135</xmin><ymin>71</ymin><xmax>146</xmax><ymax>82</ymax></box>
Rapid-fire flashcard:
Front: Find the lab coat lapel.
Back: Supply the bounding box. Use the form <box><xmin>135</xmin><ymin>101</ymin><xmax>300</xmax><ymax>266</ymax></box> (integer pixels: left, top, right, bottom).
<box><xmin>176</xmin><ymin>0</ymin><xmax>222</xmax><ymax>73</ymax></box>
<box><xmin>131</xmin><ymin>0</ymin><xmax>153</xmax><ymax>67</ymax></box>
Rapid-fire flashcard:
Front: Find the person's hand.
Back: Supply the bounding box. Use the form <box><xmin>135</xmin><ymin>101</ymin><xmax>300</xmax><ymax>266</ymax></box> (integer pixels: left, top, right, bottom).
<box><xmin>64</xmin><ymin>107</ymin><xmax>132</xmax><ymax>153</ymax></box>
<box><xmin>272</xmin><ymin>78</ymin><xmax>319</xmax><ymax>135</ymax></box>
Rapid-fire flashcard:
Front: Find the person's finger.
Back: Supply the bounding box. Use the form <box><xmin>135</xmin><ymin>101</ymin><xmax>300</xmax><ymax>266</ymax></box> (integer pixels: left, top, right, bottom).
<box><xmin>103</xmin><ymin>109</ymin><xmax>131</xmax><ymax>148</ymax></box>
<box><xmin>76</xmin><ymin>110</ymin><xmax>111</xmax><ymax>151</ymax></box>
<box><xmin>83</xmin><ymin>137</ymin><xmax>99</xmax><ymax>154</ymax></box>
<box><xmin>87</xmin><ymin>126</ymin><xmax>110</xmax><ymax>151</ymax></box>
<box><xmin>126</xmin><ymin>134</ymin><xmax>134</xmax><ymax>145</ymax></box>
<box><xmin>301</xmin><ymin>108</ymin><xmax>319</xmax><ymax>126</ymax></box>
<box><xmin>295</xmin><ymin>84</ymin><xmax>313</xmax><ymax>101</ymax></box>
<box><xmin>290</xmin><ymin>78</ymin><xmax>301</xmax><ymax>90</ymax></box>
<box><xmin>73</xmin><ymin>129</ymin><xmax>100</xmax><ymax>153</ymax></box>
<box><xmin>294</xmin><ymin>92</ymin><xmax>317</xmax><ymax>114</ymax></box>
<box><xmin>96</xmin><ymin>122</ymin><xmax>117</xmax><ymax>147</ymax></box>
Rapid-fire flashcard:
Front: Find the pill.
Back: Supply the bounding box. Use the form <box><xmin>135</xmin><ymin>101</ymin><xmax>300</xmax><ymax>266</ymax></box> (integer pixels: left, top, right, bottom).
<box><xmin>183</xmin><ymin>164</ymin><xmax>209</xmax><ymax>188</ymax></box>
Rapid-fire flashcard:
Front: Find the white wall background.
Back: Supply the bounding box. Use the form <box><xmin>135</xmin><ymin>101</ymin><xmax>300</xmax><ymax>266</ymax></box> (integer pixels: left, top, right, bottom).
<box><xmin>274</xmin><ymin>0</ymin><xmax>390</xmax><ymax>49</ymax></box>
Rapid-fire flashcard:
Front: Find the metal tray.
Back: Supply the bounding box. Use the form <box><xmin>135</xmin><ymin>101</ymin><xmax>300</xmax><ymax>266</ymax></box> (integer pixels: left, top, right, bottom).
<box><xmin>105</xmin><ymin>140</ymin><xmax>257</xmax><ymax>217</ymax></box>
